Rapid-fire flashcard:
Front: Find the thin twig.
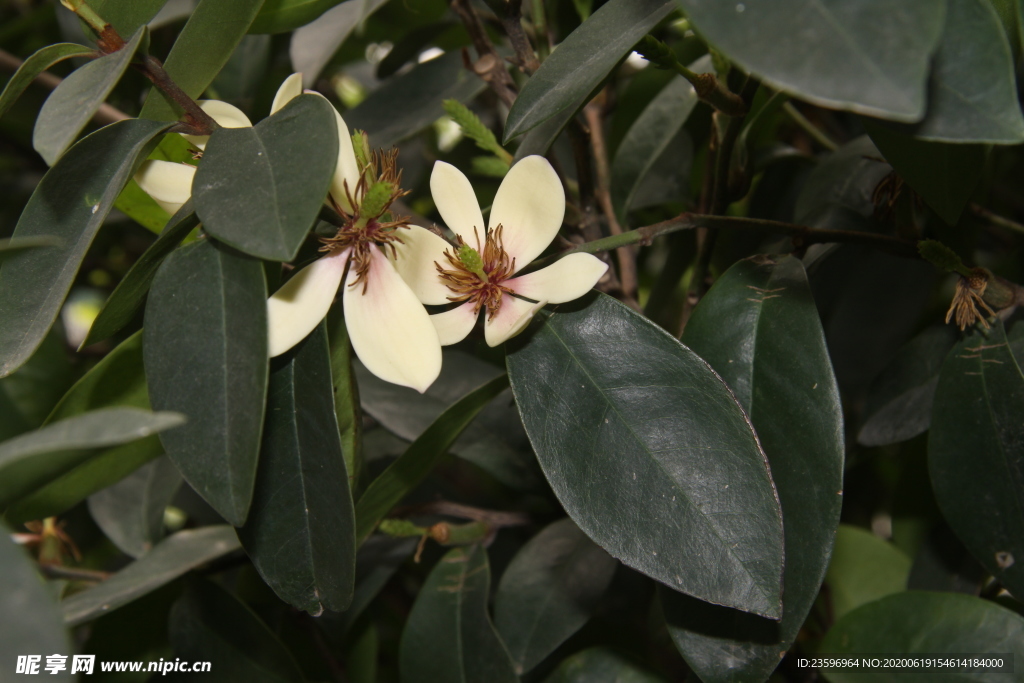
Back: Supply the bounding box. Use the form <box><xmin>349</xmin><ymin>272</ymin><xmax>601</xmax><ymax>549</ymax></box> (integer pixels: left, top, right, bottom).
<box><xmin>38</xmin><ymin>564</ymin><xmax>111</xmax><ymax>582</ymax></box>
<box><xmin>136</xmin><ymin>54</ymin><xmax>218</xmax><ymax>135</ymax></box>
<box><xmin>451</xmin><ymin>0</ymin><xmax>518</xmax><ymax>108</ymax></box>
<box><xmin>970</xmin><ymin>202</ymin><xmax>1024</xmax><ymax>236</ymax></box>
<box><xmin>502</xmin><ymin>0</ymin><xmax>540</xmax><ymax>74</ymax></box>
<box><xmin>783</xmin><ymin>101</ymin><xmax>839</xmax><ymax>152</ymax></box>
<box><xmin>392</xmin><ymin>500</ymin><xmax>530</xmax><ymax>527</ymax></box>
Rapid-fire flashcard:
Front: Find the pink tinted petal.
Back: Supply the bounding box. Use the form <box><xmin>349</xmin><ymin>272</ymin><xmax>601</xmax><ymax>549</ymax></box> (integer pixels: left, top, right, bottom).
<box><xmin>267</xmin><ymin>249</ymin><xmax>348</xmax><ymax>357</ymax></box>
<box><xmin>430</xmin><ymin>161</ymin><xmax>485</xmax><ymax>250</ymax></box>
<box><xmin>343</xmin><ymin>248</ymin><xmax>442</xmax><ymax>393</ymax></box>
<box><xmin>505</xmin><ymin>253</ymin><xmax>608</xmax><ymax>304</ymax></box>
<box><xmin>431</xmin><ymin>302</ymin><xmax>479</xmax><ymax>346</ymax></box>
<box><xmin>134</xmin><ymin>160</ymin><xmax>195</xmax><ymax>216</ymax></box>
<box><xmin>488</xmin><ymin>155</ymin><xmax>564</xmax><ymax>271</ymax></box>
<box><xmin>388</xmin><ymin>225</ymin><xmax>454</xmax><ymax>305</ymax></box>
<box><xmin>484</xmin><ymin>294</ymin><xmax>547</xmax><ymax>347</ymax></box>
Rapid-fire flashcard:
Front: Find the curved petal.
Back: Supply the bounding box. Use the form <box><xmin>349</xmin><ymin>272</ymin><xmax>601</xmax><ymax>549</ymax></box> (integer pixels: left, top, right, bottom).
<box><xmin>134</xmin><ymin>160</ymin><xmax>195</xmax><ymax>215</ymax></box>
<box><xmin>484</xmin><ymin>294</ymin><xmax>547</xmax><ymax>347</ymax></box>
<box><xmin>271</xmin><ymin>72</ymin><xmax>304</xmax><ymax>114</ymax></box>
<box><xmin>505</xmin><ymin>253</ymin><xmax>608</xmax><ymax>304</ymax></box>
<box><xmin>489</xmin><ymin>155</ymin><xmax>565</xmax><ymax>271</ymax></box>
<box><xmin>344</xmin><ymin>247</ymin><xmax>442</xmax><ymax>393</ymax></box>
<box><xmin>182</xmin><ymin>100</ymin><xmax>253</xmax><ymax>150</ymax></box>
<box><xmin>306</xmin><ymin>94</ymin><xmax>361</xmax><ymax>214</ymax></box>
<box><xmin>430</xmin><ymin>161</ymin><xmax>485</xmax><ymax>250</ymax></box>
<box><xmin>267</xmin><ymin>250</ymin><xmax>348</xmax><ymax>357</ymax></box>
<box><xmin>388</xmin><ymin>225</ymin><xmax>455</xmax><ymax>305</ymax></box>
<box><xmin>431</xmin><ymin>302</ymin><xmax>478</xmax><ymax>346</ymax></box>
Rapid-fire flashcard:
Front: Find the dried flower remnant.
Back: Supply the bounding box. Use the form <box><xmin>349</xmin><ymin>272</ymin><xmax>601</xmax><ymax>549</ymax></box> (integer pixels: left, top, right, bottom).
<box><xmin>945</xmin><ymin>270</ymin><xmax>996</xmax><ymax>331</ymax></box>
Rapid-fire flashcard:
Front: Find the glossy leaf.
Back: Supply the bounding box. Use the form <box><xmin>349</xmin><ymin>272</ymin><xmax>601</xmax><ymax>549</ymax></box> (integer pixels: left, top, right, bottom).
<box><xmin>665</xmin><ymin>254</ymin><xmax>843</xmax><ymax>682</ymax></box>
<box><xmin>0</xmin><ymin>42</ymin><xmax>95</xmax><ymax>121</ymax></box>
<box><xmin>494</xmin><ymin>518</ymin><xmax>618</xmax><ymax>674</ymax></box>
<box><xmin>929</xmin><ymin>320</ymin><xmax>1024</xmax><ymax>598</ymax></box>
<box><xmin>823</xmin><ymin>525</ymin><xmax>912</xmax><ymax>620</ymax></box>
<box><xmin>354</xmin><ymin>374</ymin><xmax>509</xmax><ymax>545</ymax></box>
<box><xmin>677</xmin><ymin>0</ymin><xmax>944</xmax><ymax>122</ymax></box>
<box><xmin>139</xmin><ymin>0</ymin><xmax>266</xmax><ymax>122</ymax></box>
<box><xmin>169</xmin><ymin>579</ymin><xmax>305</xmax><ymax>682</ymax></box>
<box><xmin>0</xmin><ymin>236</ymin><xmax>62</xmax><ymax>265</ymax></box>
<box><xmin>48</xmin><ymin>331</ymin><xmax>149</xmax><ymax>422</ymax></box>
<box><xmin>239</xmin><ymin>323</ymin><xmax>356</xmax><ymax>615</ymax></box>
<box><xmin>346</xmin><ymin>50</ymin><xmax>486</xmax><ymax>149</ymax></box>
<box><xmin>33</xmin><ymin>28</ymin><xmax>145</xmax><ymax>166</ymax></box>
<box><xmin>793</xmin><ymin>135</ymin><xmax>890</xmax><ymax>233</ymax></box>
<box><xmin>507</xmin><ymin>293</ymin><xmax>784</xmax><ymax>619</ymax></box>
<box><xmin>0</xmin><ymin>118</ymin><xmax>171</xmax><ymax>378</ymax></box>
<box><xmin>335</xmin><ymin>536</ymin><xmax>417</xmax><ymax>635</ymax></box>
<box><xmin>512</xmin><ymin>106</ymin><xmax>576</xmax><ymax>161</ymax></box>
<box><xmin>89</xmin><ymin>0</ymin><xmax>168</xmax><ymax>36</ymax></box>
<box><xmin>399</xmin><ymin>545</ymin><xmax>518</xmax><ymax>683</ymax></box>
<box><xmin>83</xmin><ymin>203</ymin><xmax>199</xmax><ymax>347</ymax></box>
<box><xmin>863</xmin><ymin>119</ymin><xmax>987</xmax><ymax>226</ymax></box>
<box><xmin>858</xmin><ymin>325</ymin><xmax>958</xmax><ymax>447</ymax></box>
<box><xmin>88</xmin><ymin>456</ymin><xmax>183</xmax><ymax>558</ymax></box>
<box><xmin>0</xmin><ymin>407</ymin><xmax>184</xmax><ymax>510</ymax></box>
<box><xmin>193</xmin><ymin>94</ymin><xmax>338</xmax><ymax>261</ymax></box>
<box><xmin>144</xmin><ymin>239</ymin><xmax>269</xmax><ymax>527</ymax></box>
<box><xmin>821</xmin><ymin>592</ymin><xmax>1024</xmax><ymax>681</ymax></box>
<box><xmin>326</xmin><ymin>308</ymin><xmax>361</xmax><ymax>485</ymax></box>
<box><xmin>62</xmin><ymin>526</ymin><xmax>241</xmax><ymax>627</ymax></box>
<box><xmin>504</xmin><ymin>0</ymin><xmax>675</xmax><ymax>141</ymax></box>
<box><xmin>250</xmin><ymin>0</ymin><xmax>342</xmax><ymax>33</ymax></box>
<box><xmin>0</xmin><ymin>527</ymin><xmax>72</xmax><ymax>679</ymax></box>
<box><xmin>544</xmin><ymin>648</ymin><xmax>664</xmax><ymax>683</ymax></box>
<box><xmin>0</xmin><ymin>330</ymin><xmax>74</xmax><ymax>440</ymax></box>
<box><xmin>289</xmin><ymin>0</ymin><xmax>390</xmax><ymax>86</ymax></box>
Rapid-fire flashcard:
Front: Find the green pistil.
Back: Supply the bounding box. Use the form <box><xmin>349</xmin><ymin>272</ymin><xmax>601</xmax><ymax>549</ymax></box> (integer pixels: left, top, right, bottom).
<box><xmin>357</xmin><ymin>180</ymin><xmax>393</xmax><ymax>226</ymax></box>
<box><xmin>458</xmin><ymin>244</ymin><xmax>487</xmax><ymax>280</ymax></box>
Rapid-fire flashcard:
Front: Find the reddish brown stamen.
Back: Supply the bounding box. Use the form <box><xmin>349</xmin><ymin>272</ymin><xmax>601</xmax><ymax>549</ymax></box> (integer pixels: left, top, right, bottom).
<box><xmin>435</xmin><ymin>225</ymin><xmax>517</xmax><ymax>318</ymax></box>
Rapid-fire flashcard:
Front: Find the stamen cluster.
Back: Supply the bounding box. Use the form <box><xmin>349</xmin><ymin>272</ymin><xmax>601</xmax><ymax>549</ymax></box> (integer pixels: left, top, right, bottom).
<box><xmin>435</xmin><ymin>225</ymin><xmax>517</xmax><ymax>319</ymax></box>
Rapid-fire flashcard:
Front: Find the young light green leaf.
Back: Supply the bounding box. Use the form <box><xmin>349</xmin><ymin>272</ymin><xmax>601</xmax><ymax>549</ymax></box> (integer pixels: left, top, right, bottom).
<box><xmin>399</xmin><ymin>545</ymin><xmax>518</xmax><ymax>683</ymax></box>
<box><xmin>33</xmin><ymin>28</ymin><xmax>145</xmax><ymax>166</ymax></box>
<box><xmin>144</xmin><ymin>240</ymin><xmax>269</xmax><ymax>527</ymax></box>
<box><xmin>354</xmin><ymin>374</ymin><xmax>509</xmax><ymax>545</ymax></box>
<box><xmin>677</xmin><ymin>0</ymin><xmax>944</xmax><ymax>122</ymax></box>
<box><xmin>665</xmin><ymin>254</ymin><xmax>844</xmax><ymax>683</ymax></box>
<box><xmin>0</xmin><ymin>42</ymin><xmax>95</xmax><ymax>121</ymax></box>
<box><xmin>62</xmin><ymin>526</ymin><xmax>241</xmax><ymax>626</ymax></box>
<box><xmin>83</xmin><ymin>202</ymin><xmax>199</xmax><ymax>348</ymax></box>
<box><xmin>0</xmin><ymin>118</ymin><xmax>171</xmax><ymax>379</ymax></box>
<box><xmin>503</xmin><ymin>0</ymin><xmax>675</xmax><ymax>141</ymax></box>
<box><xmin>238</xmin><ymin>323</ymin><xmax>356</xmax><ymax>615</ymax></box>
<box><xmin>507</xmin><ymin>293</ymin><xmax>785</xmax><ymax>619</ymax></box>
<box><xmin>193</xmin><ymin>94</ymin><xmax>338</xmax><ymax>261</ymax></box>
<box><xmin>823</xmin><ymin>525</ymin><xmax>912</xmax><ymax>620</ymax></box>
<box><xmin>443</xmin><ymin>99</ymin><xmax>513</xmax><ymax>164</ymax></box>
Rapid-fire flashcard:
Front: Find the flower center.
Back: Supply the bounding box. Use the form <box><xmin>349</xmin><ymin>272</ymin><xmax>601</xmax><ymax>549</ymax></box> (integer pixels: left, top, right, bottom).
<box><xmin>436</xmin><ymin>225</ymin><xmax>516</xmax><ymax>318</ymax></box>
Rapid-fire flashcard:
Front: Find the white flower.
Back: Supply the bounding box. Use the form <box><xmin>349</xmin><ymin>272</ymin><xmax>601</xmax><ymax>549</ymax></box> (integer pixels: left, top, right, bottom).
<box><xmin>391</xmin><ymin>157</ymin><xmax>608</xmax><ymax>347</ymax></box>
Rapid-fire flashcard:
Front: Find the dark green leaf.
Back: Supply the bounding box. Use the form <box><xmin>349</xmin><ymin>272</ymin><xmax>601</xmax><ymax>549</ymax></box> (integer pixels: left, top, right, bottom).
<box><xmin>823</xmin><ymin>525</ymin><xmax>911</xmax><ymax>620</ymax></box>
<box><xmin>193</xmin><ymin>95</ymin><xmax>338</xmax><ymax>261</ymax></box>
<box><xmin>0</xmin><ymin>407</ymin><xmax>184</xmax><ymax>510</ymax></box>
<box><xmin>326</xmin><ymin>308</ymin><xmax>361</xmax><ymax>486</ymax></box>
<box><xmin>88</xmin><ymin>456</ymin><xmax>183</xmax><ymax>558</ymax></box>
<box><xmin>250</xmin><ymin>0</ymin><xmax>343</xmax><ymax>34</ymax></box>
<box><xmin>0</xmin><ymin>330</ymin><xmax>75</xmax><ymax>437</ymax></box>
<box><xmin>988</xmin><ymin>0</ymin><xmax>1024</xmax><ymax>56</ymax></box>
<box><xmin>544</xmin><ymin>648</ymin><xmax>664</xmax><ymax>683</ymax></box>
<box><xmin>63</xmin><ymin>526</ymin><xmax>241</xmax><ymax>627</ymax></box>
<box><xmin>399</xmin><ymin>545</ymin><xmax>518</xmax><ymax>683</ymax></box>
<box><xmin>354</xmin><ymin>374</ymin><xmax>509</xmax><ymax>545</ymax></box>
<box><xmin>0</xmin><ymin>526</ymin><xmax>72</xmax><ymax>679</ymax></box>
<box><xmin>169</xmin><ymin>579</ymin><xmax>304</xmax><ymax>682</ymax></box>
<box><xmin>858</xmin><ymin>325</ymin><xmax>958</xmax><ymax>447</ymax></box>
<box><xmin>504</xmin><ymin>0</ymin><xmax>675</xmax><ymax>141</ymax></box>
<box><xmin>239</xmin><ymin>323</ymin><xmax>356</xmax><ymax>615</ymax></box>
<box><xmin>929</xmin><ymin>320</ymin><xmax>1024</xmax><ymax>598</ymax></box>
<box><xmin>494</xmin><ymin>518</ymin><xmax>618</xmax><ymax>674</ymax></box>
<box><xmin>83</xmin><ymin>203</ymin><xmax>199</xmax><ymax>347</ymax></box>
<box><xmin>0</xmin><ymin>43</ymin><xmax>95</xmax><ymax>122</ymax></box>
<box><xmin>507</xmin><ymin>293</ymin><xmax>784</xmax><ymax>619</ymax></box>
<box><xmin>665</xmin><ymin>254</ymin><xmax>843</xmax><ymax>682</ymax></box>
<box><xmin>0</xmin><ymin>237</ymin><xmax>62</xmax><ymax>265</ymax></box>
<box><xmin>0</xmin><ymin>118</ymin><xmax>171</xmax><ymax>378</ymax></box>
<box><xmin>89</xmin><ymin>0</ymin><xmax>168</xmax><ymax>36</ymax></box>
<box><xmin>49</xmin><ymin>331</ymin><xmax>149</xmax><ymax>422</ymax></box>
<box><xmin>793</xmin><ymin>135</ymin><xmax>890</xmax><ymax>233</ymax></box>
<box><xmin>908</xmin><ymin>523</ymin><xmax>987</xmax><ymax>594</ymax></box>
<box><xmin>512</xmin><ymin>106</ymin><xmax>577</xmax><ymax>161</ymax></box>
<box><xmin>289</xmin><ymin>0</ymin><xmax>390</xmax><ymax>86</ymax></box>
<box><xmin>138</xmin><ymin>0</ymin><xmax>266</xmax><ymax>122</ymax></box>
<box><xmin>144</xmin><ymin>239</ymin><xmax>268</xmax><ymax>526</ymax></box>
<box><xmin>208</xmin><ymin>35</ymin><xmax>271</xmax><ymax>110</ymax></box>
<box><xmin>33</xmin><ymin>28</ymin><xmax>145</xmax><ymax>166</ymax></box>
<box><xmin>863</xmin><ymin>119</ymin><xmax>987</xmax><ymax>226</ymax></box>
<box><xmin>821</xmin><ymin>592</ymin><xmax>1024</xmax><ymax>682</ymax></box>
<box><xmin>346</xmin><ymin>50</ymin><xmax>487</xmax><ymax>149</ymax></box>
<box><xmin>345</xmin><ymin>617</ymin><xmax>378</xmax><ymax>683</ymax></box>
<box><xmin>677</xmin><ymin>0</ymin><xmax>944</xmax><ymax>121</ymax></box>
<box><xmin>333</xmin><ymin>536</ymin><xmax>416</xmax><ymax>635</ymax></box>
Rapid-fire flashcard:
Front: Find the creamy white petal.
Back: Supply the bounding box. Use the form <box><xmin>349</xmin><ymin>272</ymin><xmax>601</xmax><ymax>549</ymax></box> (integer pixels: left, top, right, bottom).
<box><xmin>271</xmin><ymin>72</ymin><xmax>304</xmax><ymax>114</ymax></box>
<box><xmin>430</xmin><ymin>161</ymin><xmax>485</xmax><ymax>250</ymax></box>
<box><xmin>344</xmin><ymin>248</ymin><xmax>442</xmax><ymax>392</ymax></box>
<box><xmin>324</xmin><ymin>103</ymin><xmax>361</xmax><ymax>213</ymax></box>
<box><xmin>267</xmin><ymin>249</ymin><xmax>348</xmax><ymax>357</ymax></box>
<box><xmin>489</xmin><ymin>155</ymin><xmax>565</xmax><ymax>272</ymax></box>
<box><xmin>505</xmin><ymin>253</ymin><xmax>608</xmax><ymax>304</ymax></box>
<box><xmin>134</xmin><ymin>160</ymin><xmax>195</xmax><ymax>215</ymax></box>
<box><xmin>182</xmin><ymin>100</ymin><xmax>253</xmax><ymax>150</ymax></box>
<box><xmin>431</xmin><ymin>302</ymin><xmax>479</xmax><ymax>346</ymax></box>
<box><xmin>388</xmin><ymin>225</ymin><xmax>455</xmax><ymax>305</ymax></box>
<box><xmin>484</xmin><ymin>295</ymin><xmax>547</xmax><ymax>347</ymax></box>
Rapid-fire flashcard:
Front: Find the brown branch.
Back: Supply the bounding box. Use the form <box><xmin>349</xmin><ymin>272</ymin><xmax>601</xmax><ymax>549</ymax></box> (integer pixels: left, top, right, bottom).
<box><xmin>451</xmin><ymin>0</ymin><xmax>519</xmax><ymax>108</ymax></box>
<box><xmin>135</xmin><ymin>54</ymin><xmax>218</xmax><ymax>135</ymax></box>
<box><xmin>502</xmin><ymin>0</ymin><xmax>541</xmax><ymax>73</ymax></box>
<box><xmin>392</xmin><ymin>500</ymin><xmax>530</xmax><ymax>527</ymax></box>
<box><xmin>38</xmin><ymin>564</ymin><xmax>111</xmax><ymax>582</ymax></box>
